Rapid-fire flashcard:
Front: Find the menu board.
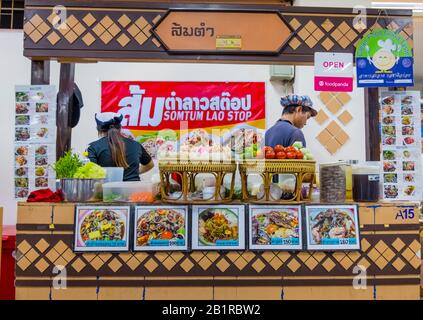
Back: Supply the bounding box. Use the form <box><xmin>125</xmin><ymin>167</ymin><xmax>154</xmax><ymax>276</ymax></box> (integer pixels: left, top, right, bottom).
<box><xmin>249</xmin><ymin>205</ymin><xmax>303</xmax><ymax>250</ymax></box>
<box><xmin>133</xmin><ymin>206</ymin><xmax>189</xmax><ymax>251</ymax></box>
<box><xmin>191</xmin><ymin>205</ymin><xmax>245</xmax><ymax>250</ymax></box>
<box><xmin>305</xmin><ymin>205</ymin><xmax>360</xmax><ymax>251</ymax></box>
<box><xmin>380</xmin><ymin>91</ymin><xmax>422</xmax><ymax>201</ymax></box>
<box><xmin>74</xmin><ymin>206</ymin><xmax>130</xmax><ymax>252</ymax></box>
<box><xmin>14</xmin><ymin>85</ymin><xmax>57</xmax><ymax>199</ymax></box>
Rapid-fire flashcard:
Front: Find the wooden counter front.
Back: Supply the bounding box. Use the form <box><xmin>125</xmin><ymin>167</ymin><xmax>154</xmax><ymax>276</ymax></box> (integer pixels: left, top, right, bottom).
<box><xmin>15</xmin><ymin>202</ymin><xmax>421</xmax><ymax>300</ymax></box>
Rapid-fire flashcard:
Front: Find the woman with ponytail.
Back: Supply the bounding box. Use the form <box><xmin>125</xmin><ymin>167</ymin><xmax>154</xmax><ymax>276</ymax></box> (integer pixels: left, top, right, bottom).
<box><xmin>87</xmin><ymin>112</ymin><xmax>154</xmax><ymax>181</ymax></box>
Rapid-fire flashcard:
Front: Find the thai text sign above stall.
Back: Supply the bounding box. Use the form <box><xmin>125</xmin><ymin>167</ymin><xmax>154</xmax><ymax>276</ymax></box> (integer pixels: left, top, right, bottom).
<box><xmin>152</xmin><ymin>11</ymin><xmax>293</xmax><ymax>53</ymax></box>
<box><xmin>356</xmin><ymin>29</ymin><xmax>414</xmax><ymax>87</ymax></box>
<box><xmin>314</xmin><ymin>52</ymin><xmax>353</xmax><ymax>92</ymax></box>
<box><xmin>101</xmin><ymin>81</ymin><xmax>265</xmax><ymax>158</ymax></box>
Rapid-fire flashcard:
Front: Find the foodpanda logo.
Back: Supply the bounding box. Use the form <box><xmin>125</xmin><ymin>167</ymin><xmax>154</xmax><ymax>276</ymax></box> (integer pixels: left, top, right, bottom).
<box><xmin>117</xmin><ymin>85</ymin><xmax>165</xmax><ymax>127</ymax></box>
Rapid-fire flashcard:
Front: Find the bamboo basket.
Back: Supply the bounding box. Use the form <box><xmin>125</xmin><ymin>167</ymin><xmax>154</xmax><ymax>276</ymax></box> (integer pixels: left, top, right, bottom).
<box><xmin>159</xmin><ymin>159</ymin><xmax>237</xmax><ymax>204</ymax></box>
<box><xmin>239</xmin><ymin>159</ymin><xmax>316</xmax><ymax>203</ymax></box>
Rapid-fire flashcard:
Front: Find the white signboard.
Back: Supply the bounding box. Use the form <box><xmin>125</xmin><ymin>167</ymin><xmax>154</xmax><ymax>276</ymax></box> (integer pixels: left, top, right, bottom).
<box><xmin>314</xmin><ymin>52</ymin><xmax>353</xmax><ymax>92</ymax></box>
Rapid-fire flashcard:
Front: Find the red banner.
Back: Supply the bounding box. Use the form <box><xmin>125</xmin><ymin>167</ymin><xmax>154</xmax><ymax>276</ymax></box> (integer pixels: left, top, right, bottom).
<box><xmin>101</xmin><ymin>81</ymin><xmax>265</xmax><ymax>131</ymax></box>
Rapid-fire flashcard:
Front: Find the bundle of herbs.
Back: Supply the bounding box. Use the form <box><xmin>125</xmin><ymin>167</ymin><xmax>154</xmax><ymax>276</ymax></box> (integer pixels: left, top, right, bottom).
<box><xmin>53</xmin><ymin>151</ymin><xmax>83</xmax><ymax>179</ymax></box>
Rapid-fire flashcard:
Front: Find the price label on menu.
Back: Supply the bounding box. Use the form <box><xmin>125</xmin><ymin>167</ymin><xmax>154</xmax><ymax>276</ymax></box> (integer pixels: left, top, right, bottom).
<box><xmin>380</xmin><ymin>91</ymin><xmax>422</xmax><ymax>201</ymax></box>
<box><xmin>14</xmin><ymin>85</ymin><xmax>57</xmax><ymax>199</ymax></box>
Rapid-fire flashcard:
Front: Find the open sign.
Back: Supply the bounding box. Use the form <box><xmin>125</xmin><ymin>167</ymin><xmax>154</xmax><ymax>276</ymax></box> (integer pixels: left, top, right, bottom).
<box><xmin>314</xmin><ymin>52</ymin><xmax>353</xmax><ymax>92</ymax></box>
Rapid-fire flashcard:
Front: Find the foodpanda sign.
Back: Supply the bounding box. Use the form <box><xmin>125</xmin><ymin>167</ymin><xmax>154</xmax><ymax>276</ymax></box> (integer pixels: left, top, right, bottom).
<box><xmin>314</xmin><ymin>52</ymin><xmax>353</xmax><ymax>92</ymax></box>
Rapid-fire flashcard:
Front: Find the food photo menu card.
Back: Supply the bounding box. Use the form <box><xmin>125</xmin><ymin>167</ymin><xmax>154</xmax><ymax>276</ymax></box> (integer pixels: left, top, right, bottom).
<box><xmin>381</xmin><ymin>91</ymin><xmax>422</xmax><ymax>201</ymax></box>
<box><xmin>14</xmin><ymin>85</ymin><xmax>57</xmax><ymax>199</ymax></box>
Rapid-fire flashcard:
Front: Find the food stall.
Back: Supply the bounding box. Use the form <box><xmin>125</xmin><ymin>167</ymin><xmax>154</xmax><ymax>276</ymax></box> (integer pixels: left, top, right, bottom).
<box><xmin>15</xmin><ymin>0</ymin><xmax>421</xmax><ymax>300</ymax></box>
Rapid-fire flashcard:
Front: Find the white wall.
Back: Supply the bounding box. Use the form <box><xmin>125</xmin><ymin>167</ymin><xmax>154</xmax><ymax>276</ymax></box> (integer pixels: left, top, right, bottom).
<box><xmin>0</xmin><ymin>30</ymin><xmax>368</xmax><ymax>225</ymax></box>
<box><xmin>295</xmin><ymin>66</ymin><xmax>366</xmax><ymax>164</ymax></box>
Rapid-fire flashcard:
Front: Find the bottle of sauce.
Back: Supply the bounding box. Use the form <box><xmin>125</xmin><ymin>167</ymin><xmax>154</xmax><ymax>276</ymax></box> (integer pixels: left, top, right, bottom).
<box><xmin>352</xmin><ymin>162</ymin><xmax>380</xmax><ymax>202</ymax></box>
<box><xmin>345</xmin><ymin>160</ymin><xmax>358</xmax><ymax>201</ymax></box>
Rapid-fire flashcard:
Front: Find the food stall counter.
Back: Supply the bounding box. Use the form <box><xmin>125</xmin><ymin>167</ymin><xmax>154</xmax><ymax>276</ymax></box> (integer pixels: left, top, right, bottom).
<box><xmin>14</xmin><ymin>200</ymin><xmax>421</xmax><ymax>300</ymax></box>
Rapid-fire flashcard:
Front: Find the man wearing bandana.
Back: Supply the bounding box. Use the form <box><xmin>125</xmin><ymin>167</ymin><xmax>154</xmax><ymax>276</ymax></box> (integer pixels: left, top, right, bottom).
<box><xmin>265</xmin><ymin>94</ymin><xmax>318</xmax><ymax>148</ymax></box>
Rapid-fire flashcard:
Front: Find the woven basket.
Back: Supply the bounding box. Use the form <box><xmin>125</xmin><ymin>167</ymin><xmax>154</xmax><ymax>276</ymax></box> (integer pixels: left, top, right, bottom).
<box><xmin>159</xmin><ymin>159</ymin><xmax>237</xmax><ymax>204</ymax></box>
<box><xmin>239</xmin><ymin>159</ymin><xmax>316</xmax><ymax>204</ymax></box>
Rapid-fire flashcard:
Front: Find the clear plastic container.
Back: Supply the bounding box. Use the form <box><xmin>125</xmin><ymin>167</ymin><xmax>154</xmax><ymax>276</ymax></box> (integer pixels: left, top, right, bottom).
<box><xmin>104</xmin><ymin>167</ymin><xmax>124</xmax><ymax>183</ymax></box>
<box><xmin>352</xmin><ymin>162</ymin><xmax>380</xmax><ymax>202</ymax></box>
<box><xmin>319</xmin><ymin>161</ymin><xmax>346</xmax><ymax>203</ymax></box>
<box><xmin>103</xmin><ymin>181</ymin><xmax>155</xmax><ymax>202</ymax></box>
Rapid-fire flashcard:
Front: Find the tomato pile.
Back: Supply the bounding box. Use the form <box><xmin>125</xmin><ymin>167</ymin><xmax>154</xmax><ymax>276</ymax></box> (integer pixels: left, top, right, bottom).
<box><xmin>263</xmin><ymin>145</ymin><xmax>304</xmax><ymax>160</ymax></box>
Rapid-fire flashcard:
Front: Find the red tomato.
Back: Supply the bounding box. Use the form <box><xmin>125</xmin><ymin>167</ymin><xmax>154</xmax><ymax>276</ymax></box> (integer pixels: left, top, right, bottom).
<box><xmin>286</xmin><ymin>146</ymin><xmax>296</xmax><ymax>153</ymax></box>
<box><xmin>265</xmin><ymin>150</ymin><xmax>276</xmax><ymax>159</ymax></box>
<box><xmin>286</xmin><ymin>152</ymin><xmax>297</xmax><ymax>159</ymax></box>
<box><xmin>274</xmin><ymin>145</ymin><xmax>284</xmax><ymax>154</ymax></box>
<box><xmin>263</xmin><ymin>146</ymin><xmax>274</xmax><ymax>154</ymax></box>
<box><xmin>276</xmin><ymin>151</ymin><xmax>287</xmax><ymax>159</ymax></box>
<box><xmin>296</xmin><ymin>152</ymin><xmax>304</xmax><ymax>159</ymax></box>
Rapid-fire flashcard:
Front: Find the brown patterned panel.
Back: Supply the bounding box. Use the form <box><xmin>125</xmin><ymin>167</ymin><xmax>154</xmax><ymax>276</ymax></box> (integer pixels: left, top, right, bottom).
<box><xmin>22</xmin><ymin>1</ymin><xmax>413</xmax><ymax>63</ymax></box>
<box><xmin>15</xmin><ymin>231</ymin><xmax>420</xmax><ymax>279</ymax></box>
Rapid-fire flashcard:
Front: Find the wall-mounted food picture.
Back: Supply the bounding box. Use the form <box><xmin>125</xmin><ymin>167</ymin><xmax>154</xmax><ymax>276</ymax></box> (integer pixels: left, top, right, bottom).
<box><xmin>249</xmin><ymin>205</ymin><xmax>303</xmax><ymax>250</ymax></box>
<box><xmin>403</xmin><ymin>185</ymin><xmax>416</xmax><ymax>196</ymax></box>
<box><xmin>15</xmin><ymin>103</ymin><xmax>29</xmax><ymax>114</ymax></box>
<box><xmin>384</xmin><ymin>173</ymin><xmax>397</xmax><ymax>183</ymax></box>
<box><xmin>191</xmin><ymin>205</ymin><xmax>245</xmax><ymax>250</ymax></box>
<box><xmin>382</xmin><ymin>150</ymin><xmax>396</xmax><ymax>160</ymax></box>
<box><xmin>74</xmin><ymin>206</ymin><xmax>130</xmax><ymax>252</ymax></box>
<box><xmin>382</xmin><ymin>116</ymin><xmax>395</xmax><ymax>125</ymax></box>
<box><xmin>15</xmin><ymin>91</ymin><xmax>29</xmax><ymax>102</ymax></box>
<box><xmin>403</xmin><ymin>161</ymin><xmax>415</xmax><ymax>171</ymax></box>
<box><xmin>382</xmin><ymin>135</ymin><xmax>396</xmax><ymax>146</ymax></box>
<box><xmin>305</xmin><ymin>205</ymin><xmax>360</xmax><ymax>251</ymax></box>
<box><xmin>15</xmin><ymin>145</ymin><xmax>28</xmax><ymax>156</ymax></box>
<box><xmin>15</xmin><ymin>127</ymin><xmax>30</xmax><ymax>142</ymax></box>
<box><xmin>383</xmin><ymin>161</ymin><xmax>396</xmax><ymax>172</ymax></box>
<box><xmin>15</xmin><ymin>115</ymin><xmax>30</xmax><ymax>126</ymax></box>
<box><xmin>35</xmin><ymin>103</ymin><xmax>49</xmax><ymax>113</ymax></box>
<box><xmin>382</xmin><ymin>126</ymin><xmax>396</xmax><ymax>136</ymax></box>
<box><xmin>15</xmin><ymin>188</ymin><xmax>29</xmax><ymax>199</ymax></box>
<box><xmin>15</xmin><ymin>167</ymin><xmax>28</xmax><ymax>177</ymax></box>
<box><xmin>401</xmin><ymin>116</ymin><xmax>413</xmax><ymax>126</ymax></box>
<box><xmin>384</xmin><ymin>185</ymin><xmax>399</xmax><ymax>199</ymax></box>
<box><xmin>133</xmin><ymin>206</ymin><xmax>188</xmax><ymax>251</ymax></box>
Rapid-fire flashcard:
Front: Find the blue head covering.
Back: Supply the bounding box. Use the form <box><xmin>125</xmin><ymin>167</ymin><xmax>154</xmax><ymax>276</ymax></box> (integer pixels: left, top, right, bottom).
<box><xmin>280</xmin><ymin>94</ymin><xmax>317</xmax><ymax>116</ymax></box>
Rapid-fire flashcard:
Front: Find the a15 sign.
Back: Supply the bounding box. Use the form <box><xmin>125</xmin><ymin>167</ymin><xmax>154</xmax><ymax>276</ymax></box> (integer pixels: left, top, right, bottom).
<box><xmin>395</xmin><ymin>207</ymin><xmax>415</xmax><ymax>220</ymax></box>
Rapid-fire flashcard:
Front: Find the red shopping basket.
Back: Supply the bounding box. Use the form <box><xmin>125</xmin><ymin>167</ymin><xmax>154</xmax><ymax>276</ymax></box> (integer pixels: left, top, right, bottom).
<box><xmin>1</xmin><ymin>225</ymin><xmax>16</xmax><ymax>300</ymax></box>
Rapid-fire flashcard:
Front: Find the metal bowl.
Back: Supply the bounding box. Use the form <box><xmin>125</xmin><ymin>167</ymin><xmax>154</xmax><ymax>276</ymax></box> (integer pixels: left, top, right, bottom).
<box><xmin>60</xmin><ymin>179</ymin><xmax>104</xmax><ymax>202</ymax></box>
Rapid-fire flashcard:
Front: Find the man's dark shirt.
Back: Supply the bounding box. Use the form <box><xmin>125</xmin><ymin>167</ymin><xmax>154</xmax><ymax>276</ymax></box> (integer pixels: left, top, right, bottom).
<box><xmin>265</xmin><ymin>119</ymin><xmax>306</xmax><ymax>148</ymax></box>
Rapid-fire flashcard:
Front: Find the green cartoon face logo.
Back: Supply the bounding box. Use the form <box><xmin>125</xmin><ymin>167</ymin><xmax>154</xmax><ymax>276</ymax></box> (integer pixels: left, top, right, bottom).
<box><xmin>372</xmin><ymin>39</ymin><xmax>398</xmax><ymax>71</ymax></box>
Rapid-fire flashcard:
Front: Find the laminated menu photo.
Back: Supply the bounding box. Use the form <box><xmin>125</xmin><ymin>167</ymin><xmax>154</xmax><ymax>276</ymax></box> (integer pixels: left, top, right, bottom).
<box><xmin>248</xmin><ymin>205</ymin><xmax>303</xmax><ymax>250</ymax></box>
<box><xmin>133</xmin><ymin>205</ymin><xmax>189</xmax><ymax>251</ymax></box>
<box><xmin>305</xmin><ymin>205</ymin><xmax>360</xmax><ymax>251</ymax></box>
<box><xmin>191</xmin><ymin>205</ymin><xmax>245</xmax><ymax>250</ymax></box>
<box><xmin>380</xmin><ymin>91</ymin><xmax>422</xmax><ymax>201</ymax></box>
<box><xmin>74</xmin><ymin>206</ymin><xmax>131</xmax><ymax>252</ymax></box>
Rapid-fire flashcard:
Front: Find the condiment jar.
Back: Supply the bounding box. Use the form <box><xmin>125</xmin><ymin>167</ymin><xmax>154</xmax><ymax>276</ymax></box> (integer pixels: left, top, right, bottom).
<box><xmin>319</xmin><ymin>161</ymin><xmax>346</xmax><ymax>203</ymax></box>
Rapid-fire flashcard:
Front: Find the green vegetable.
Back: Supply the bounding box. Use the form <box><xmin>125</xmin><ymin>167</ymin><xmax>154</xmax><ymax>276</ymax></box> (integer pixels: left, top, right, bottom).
<box><xmin>73</xmin><ymin>162</ymin><xmax>106</xmax><ymax>179</ymax></box>
<box><xmin>137</xmin><ymin>132</ymin><xmax>157</xmax><ymax>144</ymax></box>
<box><xmin>157</xmin><ymin>129</ymin><xmax>177</xmax><ymax>141</ymax></box>
<box><xmin>293</xmin><ymin>141</ymin><xmax>303</xmax><ymax>149</ymax></box>
<box><xmin>53</xmin><ymin>151</ymin><xmax>83</xmax><ymax>179</ymax></box>
<box><xmin>300</xmin><ymin>148</ymin><xmax>310</xmax><ymax>154</ymax></box>
<box><xmin>103</xmin><ymin>193</ymin><xmax>123</xmax><ymax>202</ymax></box>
